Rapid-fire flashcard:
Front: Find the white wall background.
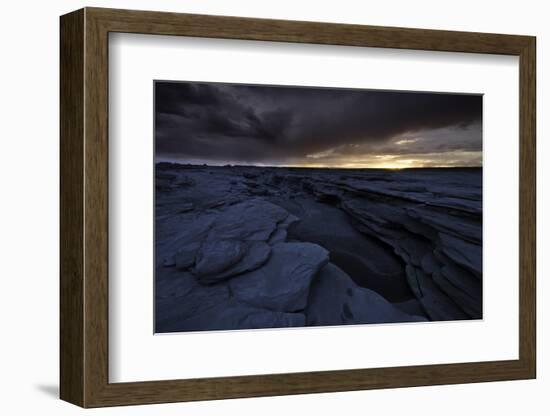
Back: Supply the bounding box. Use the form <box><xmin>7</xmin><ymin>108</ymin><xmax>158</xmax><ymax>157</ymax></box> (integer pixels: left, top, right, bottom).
<box><xmin>0</xmin><ymin>0</ymin><xmax>546</xmax><ymax>414</ymax></box>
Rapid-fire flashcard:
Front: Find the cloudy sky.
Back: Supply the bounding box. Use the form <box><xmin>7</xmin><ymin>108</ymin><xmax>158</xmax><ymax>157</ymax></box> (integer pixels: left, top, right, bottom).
<box><xmin>155</xmin><ymin>81</ymin><xmax>482</xmax><ymax>169</ymax></box>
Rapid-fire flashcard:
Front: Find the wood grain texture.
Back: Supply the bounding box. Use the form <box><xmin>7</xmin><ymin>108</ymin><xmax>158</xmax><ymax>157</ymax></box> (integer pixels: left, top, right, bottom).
<box><xmin>89</xmin><ymin>7</ymin><xmax>532</xmax><ymax>54</ymax></box>
<box><xmin>518</xmin><ymin>38</ymin><xmax>536</xmax><ymax>376</ymax></box>
<box><xmin>59</xmin><ymin>7</ymin><xmax>537</xmax><ymax>408</ymax></box>
<box><xmin>59</xmin><ymin>8</ymin><xmax>84</xmax><ymax>407</ymax></box>
<box><xmin>83</xmin><ymin>10</ymin><xmax>110</xmax><ymax>406</ymax></box>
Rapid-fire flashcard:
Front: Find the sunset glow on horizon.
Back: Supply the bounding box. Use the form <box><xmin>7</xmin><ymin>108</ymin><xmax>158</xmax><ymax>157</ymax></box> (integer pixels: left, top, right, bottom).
<box><xmin>155</xmin><ymin>81</ymin><xmax>482</xmax><ymax>169</ymax></box>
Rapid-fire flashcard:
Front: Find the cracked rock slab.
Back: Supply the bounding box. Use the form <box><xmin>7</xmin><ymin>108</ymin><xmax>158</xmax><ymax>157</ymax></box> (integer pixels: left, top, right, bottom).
<box><xmin>306</xmin><ymin>263</ymin><xmax>427</xmax><ymax>326</ymax></box>
<box><xmin>230</xmin><ymin>242</ymin><xmax>329</xmax><ymax>312</ymax></box>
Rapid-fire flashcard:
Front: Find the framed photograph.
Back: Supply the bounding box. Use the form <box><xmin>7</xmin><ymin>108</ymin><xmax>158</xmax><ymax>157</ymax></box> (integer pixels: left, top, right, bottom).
<box><xmin>60</xmin><ymin>7</ymin><xmax>536</xmax><ymax>408</ymax></box>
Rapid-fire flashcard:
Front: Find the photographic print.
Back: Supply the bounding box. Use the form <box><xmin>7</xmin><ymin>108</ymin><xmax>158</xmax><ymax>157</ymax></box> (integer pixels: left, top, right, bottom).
<box><xmin>154</xmin><ymin>81</ymin><xmax>482</xmax><ymax>333</ymax></box>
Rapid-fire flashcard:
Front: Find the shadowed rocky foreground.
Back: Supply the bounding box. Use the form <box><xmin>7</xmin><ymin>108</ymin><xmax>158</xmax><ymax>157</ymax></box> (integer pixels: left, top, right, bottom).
<box><xmin>155</xmin><ymin>163</ymin><xmax>482</xmax><ymax>333</ymax></box>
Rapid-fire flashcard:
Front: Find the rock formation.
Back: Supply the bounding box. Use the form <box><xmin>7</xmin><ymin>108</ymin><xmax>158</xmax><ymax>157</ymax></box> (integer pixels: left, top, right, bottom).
<box><xmin>155</xmin><ymin>163</ymin><xmax>482</xmax><ymax>332</ymax></box>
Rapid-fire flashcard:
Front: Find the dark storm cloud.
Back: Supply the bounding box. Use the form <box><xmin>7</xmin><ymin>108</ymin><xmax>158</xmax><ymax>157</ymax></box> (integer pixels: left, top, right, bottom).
<box><xmin>155</xmin><ymin>81</ymin><xmax>482</xmax><ymax>166</ymax></box>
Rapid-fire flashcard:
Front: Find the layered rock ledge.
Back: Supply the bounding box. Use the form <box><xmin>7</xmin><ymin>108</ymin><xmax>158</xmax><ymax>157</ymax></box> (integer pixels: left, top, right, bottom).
<box><xmin>155</xmin><ymin>163</ymin><xmax>482</xmax><ymax>332</ymax></box>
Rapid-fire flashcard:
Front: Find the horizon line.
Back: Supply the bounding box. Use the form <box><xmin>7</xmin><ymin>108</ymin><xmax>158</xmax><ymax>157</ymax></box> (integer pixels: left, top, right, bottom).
<box><xmin>155</xmin><ymin>161</ymin><xmax>482</xmax><ymax>170</ymax></box>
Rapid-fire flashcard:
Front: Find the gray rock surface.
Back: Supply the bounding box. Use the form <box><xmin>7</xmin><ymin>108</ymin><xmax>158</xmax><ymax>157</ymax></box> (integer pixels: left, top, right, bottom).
<box><xmin>194</xmin><ymin>240</ymin><xmax>246</xmax><ymax>277</ymax></box>
<box><xmin>155</xmin><ymin>163</ymin><xmax>482</xmax><ymax>332</ymax></box>
<box><xmin>230</xmin><ymin>242</ymin><xmax>329</xmax><ymax>312</ymax></box>
<box><xmin>206</xmin><ymin>199</ymin><xmax>288</xmax><ymax>242</ymax></box>
<box><xmin>307</xmin><ymin>263</ymin><xmax>427</xmax><ymax>326</ymax></box>
<box><xmin>194</xmin><ymin>241</ymin><xmax>271</xmax><ymax>284</ymax></box>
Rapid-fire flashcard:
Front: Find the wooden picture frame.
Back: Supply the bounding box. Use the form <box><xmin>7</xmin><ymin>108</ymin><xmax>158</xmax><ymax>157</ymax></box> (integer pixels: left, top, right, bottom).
<box><xmin>60</xmin><ymin>7</ymin><xmax>536</xmax><ymax>408</ymax></box>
